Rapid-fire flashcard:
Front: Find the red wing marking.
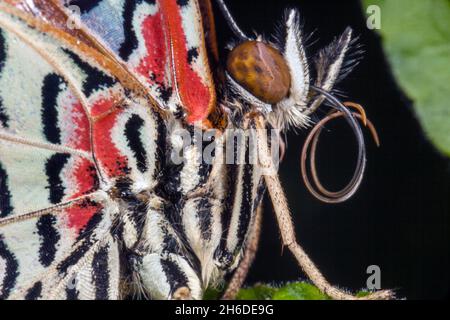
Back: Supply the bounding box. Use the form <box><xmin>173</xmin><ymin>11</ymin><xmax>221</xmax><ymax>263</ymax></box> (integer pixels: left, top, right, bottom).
<box><xmin>63</xmin><ymin>96</ymin><xmax>91</xmax><ymax>153</ymax></box>
<box><xmin>91</xmin><ymin>98</ymin><xmax>129</xmax><ymax>179</ymax></box>
<box><xmin>160</xmin><ymin>0</ymin><xmax>213</xmax><ymax>123</ymax></box>
<box><xmin>65</xmin><ymin>197</ymin><xmax>101</xmax><ymax>234</ymax></box>
<box><xmin>136</xmin><ymin>9</ymin><xmax>172</xmax><ymax>105</ymax></box>
<box><xmin>136</xmin><ymin>0</ymin><xmax>215</xmax><ymax>124</ymax></box>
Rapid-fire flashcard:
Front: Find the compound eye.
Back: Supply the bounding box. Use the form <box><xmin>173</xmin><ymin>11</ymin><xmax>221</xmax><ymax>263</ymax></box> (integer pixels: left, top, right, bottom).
<box><xmin>226</xmin><ymin>41</ymin><xmax>291</xmax><ymax>105</ymax></box>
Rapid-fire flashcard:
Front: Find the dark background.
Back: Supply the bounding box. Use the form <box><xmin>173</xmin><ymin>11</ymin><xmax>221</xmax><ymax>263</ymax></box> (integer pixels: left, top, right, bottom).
<box><xmin>213</xmin><ymin>0</ymin><xmax>450</xmax><ymax>300</ymax></box>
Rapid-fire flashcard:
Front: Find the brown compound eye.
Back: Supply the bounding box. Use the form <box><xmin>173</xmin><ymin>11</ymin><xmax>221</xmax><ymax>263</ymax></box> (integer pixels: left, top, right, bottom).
<box><xmin>226</xmin><ymin>41</ymin><xmax>291</xmax><ymax>105</ymax></box>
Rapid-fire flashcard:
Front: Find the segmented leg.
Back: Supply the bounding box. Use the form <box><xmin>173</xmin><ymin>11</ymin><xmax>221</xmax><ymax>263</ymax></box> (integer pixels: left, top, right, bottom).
<box><xmin>222</xmin><ymin>204</ymin><xmax>263</xmax><ymax>300</ymax></box>
<box><xmin>255</xmin><ymin>115</ymin><xmax>393</xmax><ymax>300</ymax></box>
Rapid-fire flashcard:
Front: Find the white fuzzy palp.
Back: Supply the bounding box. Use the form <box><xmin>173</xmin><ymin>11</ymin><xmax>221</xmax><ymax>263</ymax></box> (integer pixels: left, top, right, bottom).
<box><xmin>273</xmin><ymin>9</ymin><xmax>310</xmax><ymax>129</ymax></box>
<box><xmin>307</xmin><ymin>27</ymin><xmax>354</xmax><ymax>114</ymax></box>
<box><xmin>283</xmin><ymin>9</ymin><xmax>310</xmax><ymax>106</ymax></box>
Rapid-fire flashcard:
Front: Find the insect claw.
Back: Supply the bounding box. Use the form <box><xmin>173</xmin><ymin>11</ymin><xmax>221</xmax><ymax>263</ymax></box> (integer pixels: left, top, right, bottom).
<box><xmin>347</xmin><ymin>108</ymin><xmax>381</xmax><ymax>148</ymax></box>
<box><xmin>332</xmin><ymin>108</ymin><xmax>380</xmax><ymax>148</ymax></box>
<box><xmin>344</xmin><ymin>101</ymin><xmax>367</xmax><ymax>126</ymax></box>
<box><xmin>342</xmin><ymin>101</ymin><xmax>381</xmax><ymax>147</ymax></box>
<box><xmin>364</xmin><ymin>116</ymin><xmax>381</xmax><ymax>147</ymax></box>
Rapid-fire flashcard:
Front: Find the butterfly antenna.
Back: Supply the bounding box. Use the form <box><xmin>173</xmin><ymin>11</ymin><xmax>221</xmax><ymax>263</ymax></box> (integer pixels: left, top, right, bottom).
<box><xmin>215</xmin><ymin>0</ymin><xmax>251</xmax><ymax>41</ymax></box>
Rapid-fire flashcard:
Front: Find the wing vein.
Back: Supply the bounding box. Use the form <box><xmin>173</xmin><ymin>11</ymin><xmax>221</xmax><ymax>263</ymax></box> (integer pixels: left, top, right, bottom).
<box><xmin>0</xmin><ymin>191</ymin><xmax>106</xmax><ymax>228</ymax></box>
<box><xmin>0</xmin><ymin>129</ymin><xmax>93</xmax><ymax>160</ymax></box>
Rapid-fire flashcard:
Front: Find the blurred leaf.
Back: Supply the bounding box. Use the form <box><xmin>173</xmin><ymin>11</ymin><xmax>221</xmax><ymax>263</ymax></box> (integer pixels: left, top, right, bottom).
<box><xmin>362</xmin><ymin>0</ymin><xmax>450</xmax><ymax>156</ymax></box>
<box><xmin>205</xmin><ymin>282</ymin><xmax>374</xmax><ymax>300</ymax></box>
<box><xmin>356</xmin><ymin>290</ymin><xmax>371</xmax><ymax>298</ymax></box>
<box><xmin>203</xmin><ymin>287</ymin><xmax>222</xmax><ymax>300</ymax></box>
<box><xmin>236</xmin><ymin>284</ymin><xmax>277</xmax><ymax>300</ymax></box>
<box><xmin>271</xmin><ymin>282</ymin><xmax>330</xmax><ymax>300</ymax></box>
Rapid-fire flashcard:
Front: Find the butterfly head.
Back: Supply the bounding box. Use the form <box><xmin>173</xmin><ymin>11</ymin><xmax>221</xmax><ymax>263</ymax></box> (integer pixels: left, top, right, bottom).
<box><xmin>218</xmin><ymin>2</ymin><xmax>363</xmax><ymax>134</ymax></box>
<box><xmin>216</xmin><ymin>1</ymin><xmax>376</xmax><ymax>203</ymax></box>
<box><xmin>221</xmin><ymin>8</ymin><xmax>321</xmax><ymax>130</ymax></box>
<box><xmin>226</xmin><ymin>40</ymin><xmax>291</xmax><ymax>105</ymax></box>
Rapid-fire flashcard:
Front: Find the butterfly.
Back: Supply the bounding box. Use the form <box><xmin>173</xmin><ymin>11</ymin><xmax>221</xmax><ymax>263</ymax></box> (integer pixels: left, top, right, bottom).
<box><xmin>0</xmin><ymin>0</ymin><xmax>392</xmax><ymax>300</ymax></box>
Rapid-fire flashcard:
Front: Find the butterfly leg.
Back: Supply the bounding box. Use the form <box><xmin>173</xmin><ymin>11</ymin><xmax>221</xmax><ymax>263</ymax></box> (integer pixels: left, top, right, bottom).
<box><xmin>255</xmin><ymin>115</ymin><xmax>393</xmax><ymax>300</ymax></box>
<box><xmin>222</xmin><ymin>203</ymin><xmax>263</xmax><ymax>300</ymax></box>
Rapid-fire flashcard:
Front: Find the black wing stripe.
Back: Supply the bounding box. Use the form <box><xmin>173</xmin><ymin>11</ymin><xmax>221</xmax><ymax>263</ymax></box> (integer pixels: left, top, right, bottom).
<box><xmin>0</xmin><ymin>162</ymin><xmax>13</xmax><ymax>218</ymax></box>
<box><xmin>154</xmin><ymin>112</ymin><xmax>167</xmax><ymax>174</ymax></box>
<box><xmin>45</xmin><ymin>153</ymin><xmax>71</xmax><ymax>204</ymax></box>
<box><xmin>65</xmin><ymin>285</ymin><xmax>79</xmax><ymax>300</ymax></box>
<box><xmin>235</xmin><ymin>145</ymin><xmax>254</xmax><ymax>251</ymax></box>
<box><xmin>66</xmin><ymin>0</ymin><xmax>102</xmax><ymax>14</ymax></box>
<box><xmin>25</xmin><ymin>281</ymin><xmax>42</xmax><ymax>300</ymax></box>
<box><xmin>57</xmin><ymin>237</ymin><xmax>94</xmax><ymax>275</ymax></box>
<box><xmin>0</xmin><ymin>29</ymin><xmax>8</xmax><ymax>128</ymax></box>
<box><xmin>0</xmin><ymin>235</ymin><xmax>19</xmax><ymax>299</ymax></box>
<box><xmin>76</xmin><ymin>205</ymin><xmax>104</xmax><ymax>242</ymax></box>
<box><xmin>57</xmin><ymin>209</ymin><xmax>104</xmax><ymax>275</ymax></box>
<box><xmin>176</xmin><ymin>0</ymin><xmax>189</xmax><ymax>7</ymax></box>
<box><xmin>160</xmin><ymin>257</ymin><xmax>189</xmax><ymax>294</ymax></box>
<box><xmin>63</xmin><ymin>49</ymin><xmax>116</xmax><ymax>97</ymax></box>
<box><xmin>92</xmin><ymin>243</ymin><xmax>110</xmax><ymax>300</ymax></box>
<box><xmin>36</xmin><ymin>215</ymin><xmax>61</xmax><ymax>267</ymax></box>
<box><xmin>118</xmin><ymin>0</ymin><xmax>140</xmax><ymax>61</ymax></box>
<box><xmin>196</xmin><ymin>197</ymin><xmax>213</xmax><ymax>242</ymax></box>
<box><xmin>215</xmin><ymin>134</ymin><xmax>240</xmax><ymax>266</ymax></box>
<box><xmin>197</xmin><ymin>130</ymin><xmax>214</xmax><ymax>187</ymax></box>
<box><xmin>124</xmin><ymin>114</ymin><xmax>148</xmax><ymax>173</ymax></box>
<box><xmin>187</xmin><ymin>47</ymin><xmax>199</xmax><ymax>64</ymax></box>
<box><xmin>119</xmin><ymin>0</ymin><xmax>157</xmax><ymax>61</ymax></box>
<box><xmin>41</xmin><ymin>73</ymin><xmax>65</xmax><ymax>145</ymax></box>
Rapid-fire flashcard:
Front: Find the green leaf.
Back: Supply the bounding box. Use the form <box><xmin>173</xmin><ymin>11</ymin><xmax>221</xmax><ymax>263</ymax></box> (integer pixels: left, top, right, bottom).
<box><xmin>203</xmin><ymin>287</ymin><xmax>223</xmax><ymax>300</ymax></box>
<box><xmin>235</xmin><ymin>284</ymin><xmax>277</xmax><ymax>300</ymax></box>
<box><xmin>204</xmin><ymin>282</ymin><xmax>372</xmax><ymax>300</ymax></box>
<box><xmin>362</xmin><ymin>0</ymin><xmax>450</xmax><ymax>156</ymax></box>
<box><xmin>355</xmin><ymin>290</ymin><xmax>371</xmax><ymax>298</ymax></box>
<box><xmin>271</xmin><ymin>282</ymin><xmax>330</xmax><ymax>300</ymax></box>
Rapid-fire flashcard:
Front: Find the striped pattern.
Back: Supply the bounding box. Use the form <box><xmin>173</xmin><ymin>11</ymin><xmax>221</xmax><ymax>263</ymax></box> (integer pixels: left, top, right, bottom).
<box><xmin>0</xmin><ymin>24</ymin><xmax>99</xmax><ymax>219</ymax></box>
<box><xmin>0</xmin><ymin>0</ymin><xmax>268</xmax><ymax>300</ymax></box>
<box><xmin>0</xmin><ymin>199</ymin><xmax>121</xmax><ymax>300</ymax></box>
<box><xmin>0</xmin><ymin>7</ymin><xmax>123</xmax><ymax>299</ymax></box>
<box><xmin>64</xmin><ymin>0</ymin><xmax>216</xmax><ymax>123</ymax></box>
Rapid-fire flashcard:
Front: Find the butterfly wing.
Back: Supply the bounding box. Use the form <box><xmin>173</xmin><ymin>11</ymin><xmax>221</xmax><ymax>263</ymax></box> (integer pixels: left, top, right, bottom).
<box><xmin>0</xmin><ymin>201</ymin><xmax>121</xmax><ymax>300</ymax></box>
<box><xmin>0</xmin><ymin>5</ymin><xmax>126</xmax><ymax>299</ymax></box>
<box><xmin>0</xmin><ymin>0</ymin><xmax>222</xmax><ymax>300</ymax></box>
<box><xmin>55</xmin><ymin>0</ymin><xmax>217</xmax><ymax>124</ymax></box>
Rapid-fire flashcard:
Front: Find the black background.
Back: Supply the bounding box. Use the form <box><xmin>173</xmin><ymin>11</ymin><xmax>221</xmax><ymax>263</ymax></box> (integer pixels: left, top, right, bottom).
<box><xmin>213</xmin><ymin>0</ymin><xmax>450</xmax><ymax>300</ymax></box>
